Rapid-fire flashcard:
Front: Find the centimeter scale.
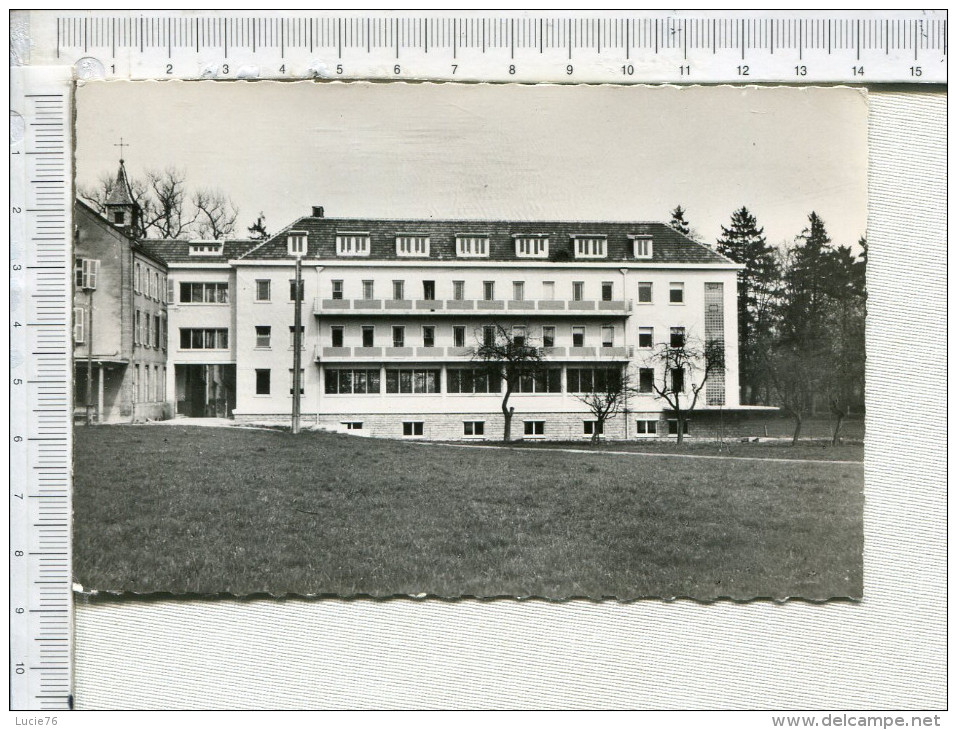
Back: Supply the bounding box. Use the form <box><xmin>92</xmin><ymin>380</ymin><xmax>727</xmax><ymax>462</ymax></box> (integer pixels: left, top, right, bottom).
<box><xmin>8</xmin><ymin>9</ymin><xmax>946</xmax><ymax>712</ymax></box>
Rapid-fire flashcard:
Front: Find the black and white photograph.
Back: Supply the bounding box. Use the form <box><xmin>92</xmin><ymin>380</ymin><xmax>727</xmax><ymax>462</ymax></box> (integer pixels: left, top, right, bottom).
<box><xmin>71</xmin><ymin>81</ymin><xmax>867</xmax><ymax>600</ymax></box>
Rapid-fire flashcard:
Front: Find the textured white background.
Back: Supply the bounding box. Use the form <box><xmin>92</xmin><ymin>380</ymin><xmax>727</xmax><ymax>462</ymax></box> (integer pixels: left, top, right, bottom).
<box><xmin>72</xmin><ymin>89</ymin><xmax>946</xmax><ymax>710</ymax></box>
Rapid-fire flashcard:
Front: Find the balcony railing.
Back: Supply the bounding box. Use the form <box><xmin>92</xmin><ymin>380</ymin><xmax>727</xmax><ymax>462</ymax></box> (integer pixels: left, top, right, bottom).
<box><xmin>314</xmin><ymin>297</ymin><xmax>632</xmax><ymax>316</ymax></box>
<box><xmin>315</xmin><ymin>344</ymin><xmax>633</xmax><ymax>362</ymax></box>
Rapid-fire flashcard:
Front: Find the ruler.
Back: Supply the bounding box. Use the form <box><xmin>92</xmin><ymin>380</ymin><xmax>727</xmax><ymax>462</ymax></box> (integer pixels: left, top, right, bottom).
<box><xmin>15</xmin><ymin>10</ymin><xmax>948</xmax><ymax>83</ymax></box>
<box><xmin>9</xmin><ymin>66</ymin><xmax>74</xmax><ymax>712</ymax></box>
<box><xmin>7</xmin><ymin>8</ymin><xmax>943</xmax><ymax>712</ymax></box>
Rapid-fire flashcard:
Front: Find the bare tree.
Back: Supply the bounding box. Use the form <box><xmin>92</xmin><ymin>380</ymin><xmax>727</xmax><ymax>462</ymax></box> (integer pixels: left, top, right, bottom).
<box><xmin>142</xmin><ymin>167</ymin><xmax>194</xmax><ymax>239</ymax></box>
<box><xmin>471</xmin><ymin>322</ymin><xmax>544</xmax><ymax>443</ymax></box>
<box><xmin>640</xmin><ymin>333</ymin><xmax>725</xmax><ymax>445</ymax></box>
<box><xmin>765</xmin><ymin>342</ymin><xmax>821</xmax><ymax>445</ymax></box>
<box><xmin>193</xmin><ymin>189</ymin><xmax>239</xmax><ymax>240</ymax></box>
<box><xmin>574</xmin><ymin>368</ymin><xmax>629</xmax><ymax>445</ymax></box>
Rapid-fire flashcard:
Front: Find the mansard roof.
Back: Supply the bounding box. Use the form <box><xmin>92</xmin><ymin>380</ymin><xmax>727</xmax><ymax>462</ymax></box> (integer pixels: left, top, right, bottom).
<box><xmin>239</xmin><ymin>215</ymin><xmax>735</xmax><ymax>265</ymax></box>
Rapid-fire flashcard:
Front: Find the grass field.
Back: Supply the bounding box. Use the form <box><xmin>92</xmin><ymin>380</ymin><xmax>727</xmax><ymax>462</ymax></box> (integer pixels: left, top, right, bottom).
<box><xmin>73</xmin><ymin>425</ymin><xmax>863</xmax><ymax>600</ymax></box>
<box><xmin>506</xmin><ymin>439</ymin><xmax>864</xmax><ymax>462</ymax></box>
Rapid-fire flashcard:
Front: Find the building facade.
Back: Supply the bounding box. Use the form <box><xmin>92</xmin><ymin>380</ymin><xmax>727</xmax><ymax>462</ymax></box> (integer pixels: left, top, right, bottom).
<box><xmin>72</xmin><ymin>166</ymin><xmax>169</xmax><ymax>423</ymax></box>
<box><xmin>154</xmin><ymin>207</ymin><xmax>746</xmax><ymax>440</ymax></box>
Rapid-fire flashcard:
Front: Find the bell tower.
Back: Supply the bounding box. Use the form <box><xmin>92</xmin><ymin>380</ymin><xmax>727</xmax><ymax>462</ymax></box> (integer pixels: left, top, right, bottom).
<box><xmin>104</xmin><ymin>140</ymin><xmax>141</xmax><ymax>237</ymax></box>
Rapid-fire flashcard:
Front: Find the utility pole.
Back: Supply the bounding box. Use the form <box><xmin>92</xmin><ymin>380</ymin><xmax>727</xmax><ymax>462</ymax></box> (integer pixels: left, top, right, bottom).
<box><xmin>291</xmin><ymin>256</ymin><xmax>303</xmax><ymax>434</ymax></box>
<box><xmin>85</xmin><ymin>287</ymin><xmax>94</xmax><ymax>426</ymax></box>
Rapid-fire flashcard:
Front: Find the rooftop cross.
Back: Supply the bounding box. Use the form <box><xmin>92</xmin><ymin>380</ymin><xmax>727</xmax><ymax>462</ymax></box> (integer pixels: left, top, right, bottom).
<box><xmin>113</xmin><ymin>137</ymin><xmax>129</xmax><ymax>163</ymax></box>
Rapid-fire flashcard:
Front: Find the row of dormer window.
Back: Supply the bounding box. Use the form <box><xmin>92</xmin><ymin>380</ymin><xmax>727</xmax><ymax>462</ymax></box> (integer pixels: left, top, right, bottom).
<box><xmin>286</xmin><ymin>231</ymin><xmax>655</xmax><ymax>260</ymax></box>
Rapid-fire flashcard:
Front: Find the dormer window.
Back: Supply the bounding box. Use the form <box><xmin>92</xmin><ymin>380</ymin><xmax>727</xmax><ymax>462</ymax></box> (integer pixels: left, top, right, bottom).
<box><xmin>396</xmin><ymin>235</ymin><xmax>430</xmax><ymax>257</ymax></box>
<box><xmin>631</xmin><ymin>235</ymin><xmax>653</xmax><ymax>259</ymax></box>
<box><xmin>336</xmin><ymin>232</ymin><xmax>370</xmax><ymax>257</ymax></box>
<box><xmin>572</xmin><ymin>235</ymin><xmax>606</xmax><ymax>259</ymax></box>
<box><xmin>188</xmin><ymin>242</ymin><xmax>224</xmax><ymax>257</ymax></box>
<box><xmin>287</xmin><ymin>231</ymin><xmax>308</xmax><ymax>257</ymax></box>
<box><xmin>456</xmin><ymin>235</ymin><xmax>489</xmax><ymax>258</ymax></box>
<box><xmin>514</xmin><ymin>235</ymin><xmax>549</xmax><ymax>258</ymax></box>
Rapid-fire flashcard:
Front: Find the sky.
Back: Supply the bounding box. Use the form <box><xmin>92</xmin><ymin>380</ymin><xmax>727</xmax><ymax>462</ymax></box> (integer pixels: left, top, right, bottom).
<box><xmin>75</xmin><ymin>81</ymin><xmax>868</xmax><ymax>248</ymax></box>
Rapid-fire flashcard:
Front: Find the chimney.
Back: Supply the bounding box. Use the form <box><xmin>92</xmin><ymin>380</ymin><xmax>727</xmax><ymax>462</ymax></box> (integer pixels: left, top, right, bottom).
<box><xmin>312</xmin><ymin>206</ymin><xmax>324</xmax><ymax>218</ymax></box>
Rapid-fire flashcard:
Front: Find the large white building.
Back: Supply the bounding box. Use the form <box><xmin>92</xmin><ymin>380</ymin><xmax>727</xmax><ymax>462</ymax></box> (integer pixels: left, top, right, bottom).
<box><xmin>146</xmin><ymin>207</ymin><xmax>745</xmax><ymax>440</ymax></box>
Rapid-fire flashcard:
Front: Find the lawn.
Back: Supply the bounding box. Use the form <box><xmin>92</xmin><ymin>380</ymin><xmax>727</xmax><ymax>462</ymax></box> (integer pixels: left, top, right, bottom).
<box><xmin>73</xmin><ymin>425</ymin><xmax>863</xmax><ymax>600</ymax></box>
<box><xmin>503</xmin><ymin>439</ymin><xmax>864</xmax><ymax>462</ymax></box>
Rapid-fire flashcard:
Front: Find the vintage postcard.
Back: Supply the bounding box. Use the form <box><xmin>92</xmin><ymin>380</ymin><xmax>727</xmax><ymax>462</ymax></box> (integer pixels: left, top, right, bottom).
<box><xmin>71</xmin><ymin>81</ymin><xmax>866</xmax><ymax>599</ymax></box>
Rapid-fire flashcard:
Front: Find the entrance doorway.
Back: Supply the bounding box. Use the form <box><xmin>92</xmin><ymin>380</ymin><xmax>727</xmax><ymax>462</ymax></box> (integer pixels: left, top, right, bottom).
<box><xmin>175</xmin><ymin>364</ymin><xmax>236</xmax><ymax>417</ymax></box>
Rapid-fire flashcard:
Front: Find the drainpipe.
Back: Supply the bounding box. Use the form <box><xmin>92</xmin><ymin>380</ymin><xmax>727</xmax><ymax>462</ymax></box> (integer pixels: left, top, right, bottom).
<box><xmin>620</xmin><ymin>267</ymin><xmax>629</xmax><ymax>440</ymax></box>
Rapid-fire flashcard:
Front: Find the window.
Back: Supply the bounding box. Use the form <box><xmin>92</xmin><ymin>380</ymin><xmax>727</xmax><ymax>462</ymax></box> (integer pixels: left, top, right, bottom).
<box><xmin>463</xmin><ymin>421</ymin><xmax>485</xmax><ymax>437</ymax></box>
<box><xmin>638</xmin><ymin>327</ymin><xmax>654</xmax><ymax>349</ymax></box>
<box><xmin>422</xmin><ymin>326</ymin><xmax>435</xmax><ymax>348</ymax></box>
<box><xmin>331</xmin><ymin>280</ymin><xmax>344</xmax><ymax>300</ymax></box>
<box><xmin>638</xmin><ymin>368</ymin><xmax>655</xmax><ymax>393</ymax></box>
<box><xmin>161</xmin><ymin>316</ymin><xmax>167</xmax><ymax>350</ymax></box>
<box><xmin>483</xmin><ymin>281</ymin><xmax>495</xmax><ymax>301</ymax></box>
<box><xmin>670</xmin><ymin>282</ymin><xmax>684</xmax><ymax>304</ymax></box>
<box><xmin>325</xmin><ymin>369</ymin><xmax>381</xmax><ymax>394</ymax></box>
<box><xmin>179</xmin><ymin>282</ymin><xmax>229</xmax><ymax>304</ymax></box>
<box><xmin>453</xmin><ymin>280</ymin><xmax>465</xmax><ymax>301</ymax></box>
<box><xmin>153</xmin><ymin>272</ymin><xmax>160</xmax><ymax>300</ymax></box>
<box><xmin>633</xmin><ymin>235</ymin><xmax>653</xmax><ymax>259</ymax></box>
<box><xmin>392</xmin><ymin>280</ymin><xmax>405</xmax><ymax>300</ymax></box>
<box><xmin>336</xmin><ymin>233</ymin><xmax>370</xmax><ymax>256</ymax></box>
<box><xmin>73</xmin><ymin>307</ymin><xmax>85</xmax><ymax>343</ymax></box>
<box><xmin>483</xmin><ymin>325</ymin><xmax>496</xmax><ymax>348</ymax></box>
<box><xmin>523</xmin><ymin>421</ymin><xmax>545</xmax><ymax>437</ymax></box>
<box><xmin>567</xmin><ymin>368</ymin><xmax>622</xmax><ymax>393</ymax></box>
<box><xmin>167</xmin><ymin>277</ymin><xmax>175</xmax><ymax>304</ymax></box>
<box><xmin>542</xmin><ymin>281</ymin><xmax>555</xmax><ymax>300</ymax></box>
<box><xmin>134</xmin><ymin>310</ymin><xmax>141</xmax><ymax>345</ymax></box>
<box><xmin>573</xmin><ymin>236</ymin><xmax>606</xmax><ymax>258</ymax></box>
<box><xmin>601</xmin><ymin>282</ymin><xmax>614</xmax><ymax>301</ymax></box>
<box><xmin>387</xmin><ymin>369</ymin><xmax>440</xmax><ymax>394</ymax></box>
<box><xmin>512</xmin><ymin>325</ymin><xmax>527</xmax><ymax>348</ymax></box>
<box><xmin>161</xmin><ymin>275</ymin><xmax>167</xmax><ymax>304</ymax></box>
<box><xmin>255</xmin><ymin>279</ymin><xmax>271</xmax><ymax>302</ymax></box>
<box><xmin>670</xmin><ymin>327</ymin><xmax>686</xmax><ymax>348</ymax></box>
<box><xmin>361</xmin><ymin>326</ymin><xmax>375</xmax><ymax>348</ymax></box>
<box><xmin>341</xmin><ymin>421</ymin><xmax>364</xmax><ymax>430</ymax></box>
<box><xmin>392</xmin><ymin>326</ymin><xmax>405</xmax><ymax>348</ymax></box>
<box><xmin>601</xmin><ymin>326</ymin><xmax>615</xmax><ymax>348</ymax></box>
<box><xmin>583</xmin><ymin>421</ymin><xmax>604</xmax><ymax>436</ymax></box>
<box><xmin>668</xmin><ymin>419</ymin><xmax>691</xmax><ymax>436</ymax></box>
<box><xmin>542</xmin><ymin>326</ymin><xmax>555</xmax><ymax>348</ymax></box>
<box><xmin>512</xmin><ymin>281</ymin><xmax>525</xmax><ymax>301</ymax></box>
<box><xmin>330</xmin><ymin>326</ymin><xmax>344</xmax><ymax>348</ymax></box>
<box><xmin>402</xmin><ymin>421</ymin><xmax>425</xmax><ymax>437</ymax></box>
<box><xmin>453</xmin><ymin>326</ymin><xmax>466</xmax><ymax>348</ymax></box>
<box><xmin>133</xmin><ymin>262</ymin><xmax>141</xmax><ymax>293</ymax></box>
<box><xmin>572</xmin><ymin>326</ymin><xmax>585</xmax><ymax>348</ymax></box>
<box><xmin>456</xmin><ymin>235</ymin><xmax>489</xmax><ymax>257</ymax></box>
<box><xmin>113</xmin><ymin>211</ymin><xmax>124</xmax><ymax>224</ymax></box>
<box><xmin>75</xmin><ymin>258</ymin><xmax>99</xmax><ymax>290</ymax></box>
<box><xmin>289</xmin><ymin>325</ymin><xmax>305</xmax><ymax>349</ymax></box>
<box><xmin>289</xmin><ymin>368</ymin><xmax>305</xmax><ymax>395</ymax></box>
<box><xmin>447</xmin><ymin>368</ymin><xmax>502</xmax><ymax>394</ymax></box>
<box><xmin>145</xmin><ymin>367</ymin><xmax>151</xmax><ymax>401</ymax></box>
<box><xmin>638</xmin><ymin>282</ymin><xmax>653</xmax><ymax>304</ymax></box>
<box><xmin>572</xmin><ymin>281</ymin><xmax>584</xmax><ymax>301</ymax></box>
<box><xmin>132</xmin><ymin>364</ymin><xmax>139</xmax><ymax>403</ymax></box>
<box><xmin>144</xmin><ymin>314</ymin><xmax>152</xmax><ymax>348</ymax></box>
<box><xmin>636</xmin><ymin>419</ymin><xmax>658</xmax><ymax>435</ymax></box>
<box><xmin>289</xmin><ymin>279</ymin><xmax>304</xmax><ymax>302</ymax></box>
<box><xmin>153</xmin><ymin>315</ymin><xmax>161</xmax><ymax>348</ymax></box>
<box><xmin>180</xmin><ymin>328</ymin><xmax>229</xmax><ymax>350</ymax></box>
<box><xmin>396</xmin><ymin>235</ymin><xmax>430</xmax><ymax>257</ymax></box>
<box><xmin>515</xmin><ymin>236</ymin><xmax>548</xmax><ymax>258</ymax></box>
<box><xmin>255</xmin><ymin>369</ymin><xmax>271</xmax><ymax>395</ymax></box>
<box><xmin>422</xmin><ymin>280</ymin><xmax>436</xmax><ymax>301</ymax></box>
<box><xmin>515</xmin><ymin>368</ymin><xmax>562</xmax><ymax>394</ymax></box>
<box><xmin>671</xmin><ymin>367</ymin><xmax>685</xmax><ymax>393</ymax></box>
<box><xmin>362</xmin><ymin>280</ymin><xmax>375</xmax><ymax>300</ymax></box>
<box><xmin>287</xmin><ymin>232</ymin><xmax>307</xmax><ymax>256</ymax></box>
<box><xmin>255</xmin><ymin>326</ymin><xmax>271</xmax><ymax>348</ymax></box>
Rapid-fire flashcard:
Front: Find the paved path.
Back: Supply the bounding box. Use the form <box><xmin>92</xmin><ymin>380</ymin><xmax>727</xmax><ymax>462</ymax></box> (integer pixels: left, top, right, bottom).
<box><xmin>412</xmin><ymin>441</ymin><xmax>863</xmax><ymax>466</ymax></box>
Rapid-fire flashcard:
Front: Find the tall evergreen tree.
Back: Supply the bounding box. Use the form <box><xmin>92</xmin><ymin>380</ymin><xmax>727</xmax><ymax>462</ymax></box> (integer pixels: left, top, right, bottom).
<box><xmin>779</xmin><ymin>211</ymin><xmax>833</xmax><ymax>345</ymax></box>
<box><xmin>669</xmin><ymin>205</ymin><xmax>691</xmax><ymax>236</ymax></box>
<box><xmin>715</xmin><ymin>207</ymin><xmax>780</xmax><ymax>404</ymax></box>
